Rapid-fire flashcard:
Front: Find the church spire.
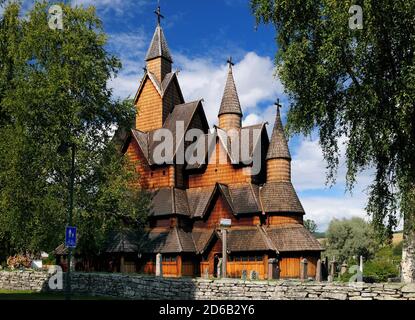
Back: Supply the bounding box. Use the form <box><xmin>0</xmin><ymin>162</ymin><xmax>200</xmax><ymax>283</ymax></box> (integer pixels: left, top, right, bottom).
<box><xmin>218</xmin><ymin>57</ymin><xmax>243</xmax><ymax>117</ymax></box>
<box><xmin>145</xmin><ymin>4</ymin><xmax>172</xmax><ymax>82</ymax></box>
<box><xmin>267</xmin><ymin>100</ymin><xmax>291</xmax><ymax>160</ymax></box>
<box><xmin>218</xmin><ymin>57</ymin><xmax>243</xmax><ymax>130</ymax></box>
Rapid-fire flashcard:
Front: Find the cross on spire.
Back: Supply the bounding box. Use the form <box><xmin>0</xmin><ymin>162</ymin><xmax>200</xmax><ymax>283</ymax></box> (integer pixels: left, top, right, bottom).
<box><xmin>275</xmin><ymin>98</ymin><xmax>282</xmax><ymax>113</ymax></box>
<box><xmin>154</xmin><ymin>5</ymin><xmax>164</xmax><ymax>25</ymax></box>
<box><xmin>227</xmin><ymin>56</ymin><xmax>235</xmax><ymax>68</ymax></box>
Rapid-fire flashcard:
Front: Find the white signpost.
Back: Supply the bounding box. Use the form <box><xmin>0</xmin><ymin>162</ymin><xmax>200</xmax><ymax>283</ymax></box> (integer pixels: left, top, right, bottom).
<box><xmin>220</xmin><ymin>219</ymin><xmax>232</xmax><ymax>278</ymax></box>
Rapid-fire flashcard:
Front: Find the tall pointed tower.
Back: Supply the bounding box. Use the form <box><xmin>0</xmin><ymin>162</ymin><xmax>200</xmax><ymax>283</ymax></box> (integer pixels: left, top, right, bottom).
<box><xmin>266</xmin><ymin>101</ymin><xmax>292</xmax><ymax>182</ymax></box>
<box><xmin>135</xmin><ymin>6</ymin><xmax>183</xmax><ymax>132</ymax></box>
<box><xmin>218</xmin><ymin>58</ymin><xmax>243</xmax><ymax>131</ymax></box>
<box><xmin>145</xmin><ymin>14</ymin><xmax>172</xmax><ymax>83</ymax></box>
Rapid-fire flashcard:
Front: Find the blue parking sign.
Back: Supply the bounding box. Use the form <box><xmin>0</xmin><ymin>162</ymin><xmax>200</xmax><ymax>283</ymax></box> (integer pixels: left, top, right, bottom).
<box><xmin>65</xmin><ymin>226</ymin><xmax>77</xmax><ymax>248</ymax></box>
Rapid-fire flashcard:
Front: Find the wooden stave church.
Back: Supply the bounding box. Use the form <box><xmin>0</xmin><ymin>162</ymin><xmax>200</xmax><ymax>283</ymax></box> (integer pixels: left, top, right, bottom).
<box><xmin>109</xmin><ymin>16</ymin><xmax>323</xmax><ymax>279</ymax></box>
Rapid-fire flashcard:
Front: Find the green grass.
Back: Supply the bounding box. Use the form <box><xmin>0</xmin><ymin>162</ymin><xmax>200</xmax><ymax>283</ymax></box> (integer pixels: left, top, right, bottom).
<box><xmin>0</xmin><ymin>290</ymin><xmax>117</xmax><ymax>300</ymax></box>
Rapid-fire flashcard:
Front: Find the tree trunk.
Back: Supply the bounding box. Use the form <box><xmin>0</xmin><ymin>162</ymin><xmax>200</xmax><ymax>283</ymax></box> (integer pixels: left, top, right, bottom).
<box><xmin>401</xmin><ymin>210</ymin><xmax>415</xmax><ymax>283</ymax></box>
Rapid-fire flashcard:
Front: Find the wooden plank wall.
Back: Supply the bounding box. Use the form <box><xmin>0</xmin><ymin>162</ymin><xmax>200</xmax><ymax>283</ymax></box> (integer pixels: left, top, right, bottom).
<box><xmin>227</xmin><ymin>262</ymin><xmax>265</xmax><ymax>280</ymax></box>
<box><xmin>188</xmin><ymin>142</ymin><xmax>252</xmax><ymax>188</ymax></box>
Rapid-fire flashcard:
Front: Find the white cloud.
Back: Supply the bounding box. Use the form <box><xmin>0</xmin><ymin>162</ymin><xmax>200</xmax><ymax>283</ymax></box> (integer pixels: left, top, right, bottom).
<box><xmin>175</xmin><ymin>52</ymin><xmax>283</xmax><ymax>126</ymax></box>
<box><xmin>291</xmin><ymin>135</ymin><xmax>378</xmax><ymax>231</ymax></box>
<box><xmin>302</xmin><ymin>195</ymin><xmax>369</xmax><ymax>232</ymax></box>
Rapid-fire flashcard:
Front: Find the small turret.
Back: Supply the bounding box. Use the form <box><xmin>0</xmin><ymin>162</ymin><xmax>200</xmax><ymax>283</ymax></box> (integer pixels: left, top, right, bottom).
<box><xmin>266</xmin><ymin>100</ymin><xmax>292</xmax><ymax>182</ymax></box>
<box><xmin>218</xmin><ymin>57</ymin><xmax>243</xmax><ymax>131</ymax></box>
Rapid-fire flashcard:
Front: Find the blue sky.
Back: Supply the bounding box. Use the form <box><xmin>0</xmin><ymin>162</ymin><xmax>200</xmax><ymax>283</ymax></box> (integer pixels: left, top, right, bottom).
<box><xmin>11</xmin><ymin>0</ymin><xmax>383</xmax><ymax>231</ymax></box>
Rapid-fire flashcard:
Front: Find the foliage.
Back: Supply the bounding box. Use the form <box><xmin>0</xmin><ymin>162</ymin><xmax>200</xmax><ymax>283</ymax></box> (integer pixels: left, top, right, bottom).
<box><xmin>251</xmin><ymin>0</ymin><xmax>415</xmax><ymax>278</ymax></box>
<box><xmin>324</xmin><ymin>217</ymin><xmax>378</xmax><ymax>263</ymax></box>
<box><xmin>363</xmin><ymin>246</ymin><xmax>401</xmax><ymax>282</ymax></box>
<box><xmin>0</xmin><ymin>1</ymin><xmax>148</xmax><ymax>256</ymax></box>
<box><xmin>304</xmin><ymin>219</ymin><xmax>317</xmax><ymax>233</ymax></box>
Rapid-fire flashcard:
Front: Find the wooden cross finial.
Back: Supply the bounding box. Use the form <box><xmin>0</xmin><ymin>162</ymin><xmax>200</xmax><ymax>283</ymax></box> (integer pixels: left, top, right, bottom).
<box><xmin>275</xmin><ymin>98</ymin><xmax>282</xmax><ymax>114</ymax></box>
<box><xmin>154</xmin><ymin>5</ymin><xmax>164</xmax><ymax>25</ymax></box>
<box><xmin>227</xmin><ymin>56</ymin><xmax>235</xmax><ymax>68</ymax></box>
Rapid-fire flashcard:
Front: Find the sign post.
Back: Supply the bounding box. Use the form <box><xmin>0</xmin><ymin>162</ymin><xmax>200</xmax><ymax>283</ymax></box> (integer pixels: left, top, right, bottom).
<box><xmin>220</xmin><ymin>219</ymin><xmax>232</xmax><ymax>278</ymax></box>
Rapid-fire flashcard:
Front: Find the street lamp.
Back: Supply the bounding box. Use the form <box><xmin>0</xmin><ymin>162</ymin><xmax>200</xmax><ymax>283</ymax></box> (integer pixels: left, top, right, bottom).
<box><xmin>220</xmin><ymin>219</ymin><xmax>232</xmax><ymax>278</ymax></box>
<box><xmin>58</xmin><ymin>141</ymin><xmax>76</xmax><ymax>300</ymax></box>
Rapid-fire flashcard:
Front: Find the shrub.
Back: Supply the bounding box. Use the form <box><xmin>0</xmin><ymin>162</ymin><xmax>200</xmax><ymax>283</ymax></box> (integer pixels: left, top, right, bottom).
<box><xmin>363</xmin><ymin>246</ymin><xmax>401</xmax><ymax>282</ymax></box>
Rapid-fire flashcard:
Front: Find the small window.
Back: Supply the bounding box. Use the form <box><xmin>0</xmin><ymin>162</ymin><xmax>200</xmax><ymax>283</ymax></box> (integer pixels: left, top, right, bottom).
<box><xmin>163</xmin><ymin>170</ymin><xmax>166</xmax><ymax>176</ymax></box>
<box><xmin>249</xmin><ymin>256</ymin><xmax>255</xmax><ymax>262</ymax></box>
<box><xmin>150</xmin><ymin>172</ymin><xmax>154</xmax><ymax>177</ymax></box>
<box><xmin>242</xmin><ymin>256</ymin><xmax>249</xmax><ymax>262</ymax></box>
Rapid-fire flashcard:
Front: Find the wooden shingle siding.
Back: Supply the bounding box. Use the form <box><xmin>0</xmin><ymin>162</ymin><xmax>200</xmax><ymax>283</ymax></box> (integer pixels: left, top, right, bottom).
<box><xmin>147</xmin><ymin>57</ymin><xmax>172</xmax><ymax>84</ymax></box>
<box><xmin>162</xmin><ymin>80</ymin><xmax>182</xmax><ymax>122</ymax></box>
<box><xmin>267</xmin><ymin>159</ymin><xmax>291</xmax><ymax>182</ymax></box>
<box><xmin>189</xmin><ymin>142</ymin><xmax>252</xmax><ymax>188</ymax></box>
<box><xmin>218</xmin><ymin>114</ymin><xmax>241</xmax><ymax>131</ymax></box>
<box><xmin>126</xmin><ymin>139</ymin><xmax>173</xmax><ymax>189</ymax></box>
<box><xmin>136</xmin><ymin>79</ymin><xmax>163</xmax><ymax>132</ymax></box>
<box><xmin>267</xmin><ymin>214</ymin><xmax>303</xmax><ymax>226</ymax></box>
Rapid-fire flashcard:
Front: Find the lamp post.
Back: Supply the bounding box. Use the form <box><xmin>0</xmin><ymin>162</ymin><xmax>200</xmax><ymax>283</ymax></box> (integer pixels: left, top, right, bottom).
<box><xmin>58</xmin><ymin>141</ymin><xmax>76</xmax><ymax>301</ymax></box>
<box><xmin>220</xmin><ymin>219</ymin><xmax>232</xmax><ymax>278</ymax></box>
<box><xmin>66</xmin><ymin>143</ymin><xmax>75</xmax><ymax>300</ymax></box>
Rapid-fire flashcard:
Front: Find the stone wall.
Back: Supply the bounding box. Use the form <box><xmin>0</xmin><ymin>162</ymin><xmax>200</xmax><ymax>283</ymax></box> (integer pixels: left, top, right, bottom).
<box><xmin>1</xmin><ymin>271</ymin><xmax>415</xmax><ymax>300</ymax></box>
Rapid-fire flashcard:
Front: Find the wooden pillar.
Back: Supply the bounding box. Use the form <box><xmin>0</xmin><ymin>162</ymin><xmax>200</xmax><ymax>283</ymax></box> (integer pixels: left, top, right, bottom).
<box><xmin>156</xmin><ymin>253</ymin><xmax>163</xmax><ymax>277</ymax></box>
<box><xmin>300</xmin><ymin>258</ymin><xmax>308</xmax><ymax>280</ymax></box>
<box><xmin>222</xmin><ymin>229</ymin><xmax>227</xmax><ymax>278</ymax></box>
<box><xmin>120</xmin><ymin>255</ymin><xmax>125</xmax><ymax>273</ymax></box>
<box><xmin>264</xmin><ymin>254</ymin><xmax>269</xmax><ymax>280</ymax></box>
<box><xmin>177</xmin><ymin>255</ymin><xmax>182</xmax><ymax>277</ymax></box>
<box><xmin>316</xmin><ymin>259</ymin><xmax>322</xmax><ymax>282</ymax></box>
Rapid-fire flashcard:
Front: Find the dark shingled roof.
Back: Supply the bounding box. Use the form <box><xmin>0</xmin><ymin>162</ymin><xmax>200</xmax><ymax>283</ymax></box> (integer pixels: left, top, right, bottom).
<box><xmin>129</xmin><ymin>100</ymin><xmax>209</xmax><ymax>166</ymax></box>
<box><xmin>105</xmin><ymin>230</ymin><xmax>140</xmax><ymax>253</ymax></box>
<box><xmin>260</xmin><ymin>181</ymin><xmax>305</xmax><ymax>214</ymax></box>
<box><xmin>101</xmin><ymin>225</ymin><xmax>323</xmax><ymax>255</ymax></box>
<box><xmin>228</xmin><ymin>184</ymin><xmax>262</xmax><ymax>214</ymax></box>
<box><xmin>138</xmin><ymin>227</ymin><xmax>196</xmax><ymax>254</ymax></box>
<box><xmin>186</xmin><ymin>185</ymin><xmax>216</xmax><ymax>218</ymax></box>
<box><xmin>265</xmin><ymin>224</ymin><xmax>324</xmax><ymax>252</ymax></box>
<box><xmin>145</xmin><ymin>24</ymin><xmax>172</xmax><ymax>62</ymax></box>
<box><xmin>150</xmin><ymin>188</ymin><xmax>191</xmax><ymax>217</ymax></box>
<box><xmin>216</xmin><ymin>124</ymin><xmax>266</xmax><ymax>165</ymax></box>
<box><xmin>266</xmin><ymin>108</ymin><xmax>291</xmax><ymax>160</ymax></box>
<box><xmin>192</xmin><ymin>229</ymin><xmax>216</xmax><ymax>254</ymax></box>
<box><xmin>218</xmin><ymin>66</ymin><xmax>243</xmax><ymax>116</ymax></box>
<box><xmin>218</xmin><ymin>227</ymin><xmax>274</xmax><ymax>252</ymax></box>
<box><xmin>187</xmin><ymin>183</ymin><xmax>262</xmax><ymax>219</ymax></box>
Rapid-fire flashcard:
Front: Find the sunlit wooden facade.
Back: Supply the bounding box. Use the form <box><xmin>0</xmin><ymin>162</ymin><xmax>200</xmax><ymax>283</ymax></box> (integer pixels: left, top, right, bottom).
<box><xmin>117</xmin><ymin>16</ymin><xmax>323</xmax><ymax>280</ymax></box>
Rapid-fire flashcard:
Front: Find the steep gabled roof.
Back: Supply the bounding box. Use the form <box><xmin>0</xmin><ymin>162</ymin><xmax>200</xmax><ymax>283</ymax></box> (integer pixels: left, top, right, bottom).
<box><xmin>216</xmin><ymin>123</ymin><xmax>268</xmax><ymax>165</ymax></box>
<box><xmin>134</xmin><ymin>71</ymin><xmax>184</xmax><ymax>104</ymax></box>
<box><xmin>259</xmin><ymin>181</ymin><xmax>305</xmax><ymax>214</ymax></box>
<box><xmin>218</xmin><ymin>66</ymin><xmax>243</xmax><ymax>116</ymax></box>
<box><xmin>150</xmin><ymin>187</ymin><xmax>191</xmax><ymax>217</ymax></box>
<box><xmin>126</xmin><ymin>100</ymin><xmax>209</xmax><ymax>166</ymax></box>
<box><xmin>187</xmin><ymin>183</ymin><xmax>262</xmax><ymax>219</ymax></box>
<box><xmin>217</xmin><ymin>226</ymin><xmax>276</xmax><ymax>253</ymax></box>
<box><xmin>145</xmin><ymin>24</ymin><xmax>172</xmax><ymax>62</ymax></box>
<box><xmin>266</xmin><ymin>107</ymin><xmax>291</xmax><ymax>160</ymax></box>
<box><xmin>265</xmin><ymin>224</ymin><xmax>324</xmax><ymax>252</ymax></box>
<box><xmin>137</xmin><ymin>227</ymin><xmax>196</xmax><ymax>254</ymax></box>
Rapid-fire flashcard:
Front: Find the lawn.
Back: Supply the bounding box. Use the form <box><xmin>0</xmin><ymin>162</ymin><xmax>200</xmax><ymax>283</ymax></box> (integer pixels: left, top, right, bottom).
<box><xmin>0</xmin><ymin>290</ymin><xmax>116</xmax><ymax>300</ymax></box>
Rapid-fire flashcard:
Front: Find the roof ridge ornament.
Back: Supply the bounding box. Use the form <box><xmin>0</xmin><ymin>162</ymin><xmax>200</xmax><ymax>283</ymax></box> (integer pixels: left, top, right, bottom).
<box><xmin>154</xmin><ymin>4</ymin><xmax>164</xmax><ymax>25</ymax></box>
<box><xmin>275</xmin><ymin>98</ymin><xmax>282</xmax><ymax>114</ymax></box>
<box><xmin>227</xmin><ymin>56</ymin><xmax>235</xmax><ymax>68</ymax></box>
